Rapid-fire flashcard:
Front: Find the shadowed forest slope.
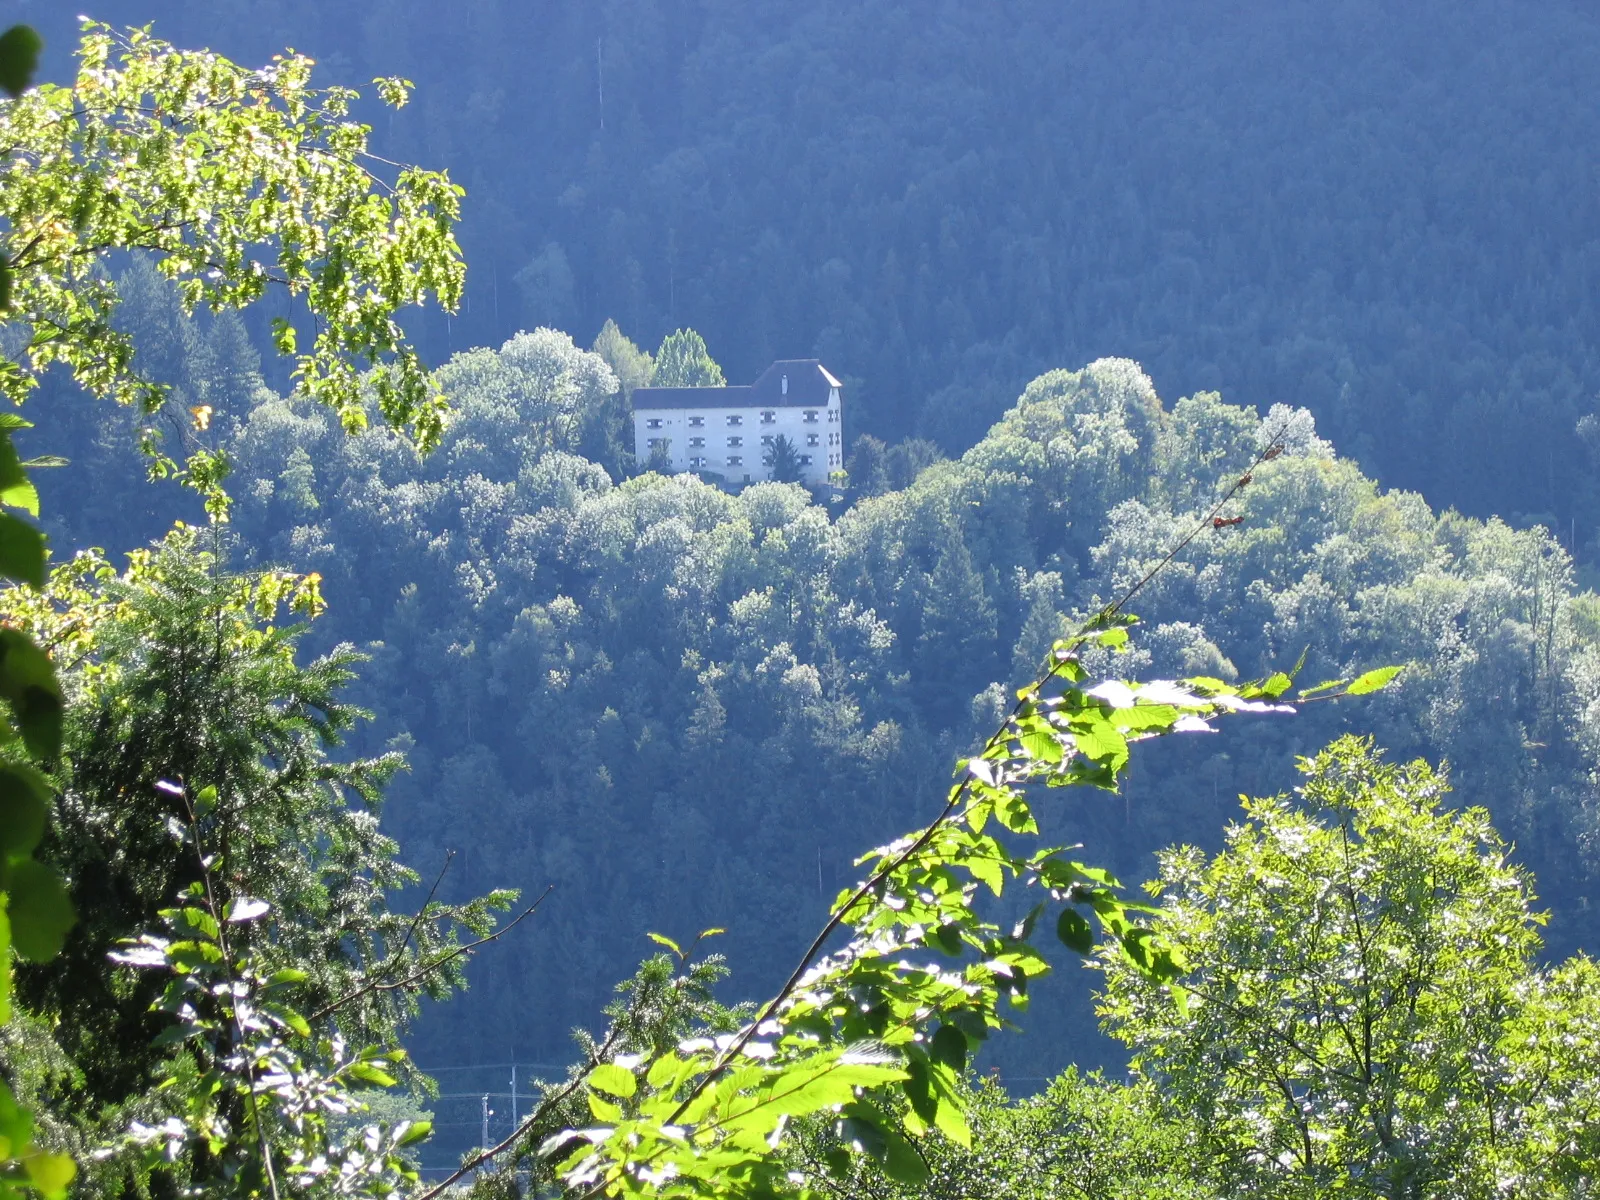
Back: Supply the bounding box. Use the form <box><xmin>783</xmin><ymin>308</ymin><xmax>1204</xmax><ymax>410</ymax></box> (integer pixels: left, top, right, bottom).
<box><xmin>27</xmin><ymin>0</ymin><xmax>1600</xmax><ymax>547</ymax></box>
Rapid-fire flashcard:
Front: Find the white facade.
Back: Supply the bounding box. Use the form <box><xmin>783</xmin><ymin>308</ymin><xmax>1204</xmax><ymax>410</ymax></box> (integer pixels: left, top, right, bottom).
<box><xmin>633</xmin><ymin>381</ymin><xmax>843</xmax><ymax>487</ymax></box>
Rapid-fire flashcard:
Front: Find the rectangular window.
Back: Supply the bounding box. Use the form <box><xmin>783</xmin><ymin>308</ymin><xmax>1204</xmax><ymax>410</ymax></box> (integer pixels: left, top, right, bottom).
<box><xmin>688</xmin><ymin>415</ymin><xmax>704</xmax><ymax>428</ymax></box>
<box><xmin>645</xmin><ymin>417</ymin><xmax>663</xmax><ymax>429</ymax></box>
<box><xmin>800</xmin><ymin>454</ymin><xmax>813</xmax><ymax>466</ymax></box>
<box><xmin>806</xmin><ymin>433</ymin><xmax>820</xmax><ymax>447</ymax></box>
<box><xmin>761</xmin><ymin>434</ymin><xmax>774</xmax><ymax>446</ymax></box>
<box><xmin>760</xmin><ymin>411</ymin><xmax>776</xmax><ymax>424</ymax></box>
<box><xmin>726</xmin><ymin>414</ymin><xmax>743</xmax><ymax>426</ymax></box>
<box><xmin>728</xmin><ymin>455</ymin><xmax>743</xmax><ymax>466</ymax></box>
<box><xmin>727</xmin><ymin>436</ymin><xmax>743</xmax><ymax>448</ymax></box>
<box><xmin>803</xmin><ymin>410</ymin><xmax>819</xmax><ymax>424</ymax></box>
<box><xmin>648</xmin><ymin>437</ymin><xmax>668</xmax><ymax>450</ymax></box>
<box><xmin>689</xmin><ymin>456</ymin><xmax>707</xmax><ymax>469</ymax></box>
<box><xmin>689</xmin><ymin>436</ymin><xmax>705</xmax><ymax>448</ymax></box>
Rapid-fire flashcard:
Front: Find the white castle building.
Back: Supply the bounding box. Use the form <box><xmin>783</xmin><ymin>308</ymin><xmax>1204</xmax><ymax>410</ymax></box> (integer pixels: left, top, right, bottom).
<box><xmin>631</xmin><ymin>359</ymin><xmax>843</xmax><ymax>487</ymax></box>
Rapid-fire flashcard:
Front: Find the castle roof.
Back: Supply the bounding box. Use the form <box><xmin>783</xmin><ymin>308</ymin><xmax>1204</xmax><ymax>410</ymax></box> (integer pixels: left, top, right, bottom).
<box><xmin>632</xmin><ymin>359</ymin><xmax>840</xmax><ymax>410</ymax></box>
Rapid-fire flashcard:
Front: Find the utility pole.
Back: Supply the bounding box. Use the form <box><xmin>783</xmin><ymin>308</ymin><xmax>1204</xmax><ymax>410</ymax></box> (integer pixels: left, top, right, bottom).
<box><xmin>597</xmin><ymin>37</ymin><xmax>605</xmax><ymax>131</ymax></box>
<box><xmin>481</xmin><ymin>1094</ymin><xmax>490</xmax><ymax>1155</ymax></box>
<box><xmin>511</xmin><ymin>1065</ymin><xmax>518</xmax><ymax>1129</ymax></box>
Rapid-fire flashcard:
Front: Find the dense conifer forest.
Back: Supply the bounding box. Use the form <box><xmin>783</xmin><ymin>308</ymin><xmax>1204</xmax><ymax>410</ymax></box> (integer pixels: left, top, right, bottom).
<box><xmin>5</xmin><ymin>6</ymin><xmax>1600</xmax><ymax>1197</ymax></box>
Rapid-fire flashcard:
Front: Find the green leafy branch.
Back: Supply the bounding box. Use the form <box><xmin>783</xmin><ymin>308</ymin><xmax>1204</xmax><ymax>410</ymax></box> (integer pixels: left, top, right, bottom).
<box><xmin>110</xmin><ymin>781</ymin><xmax>434</xmax><ymax>1200</ymax></box>
<box><xmin>477</xmin><ymin>438</ymin><xmax>1406</xmax><ymax>1197</ymax></box>
<box><xmin>0</xmin><ymin>19</ymin><xmax>466</xmax><ymax>515</ymax></box>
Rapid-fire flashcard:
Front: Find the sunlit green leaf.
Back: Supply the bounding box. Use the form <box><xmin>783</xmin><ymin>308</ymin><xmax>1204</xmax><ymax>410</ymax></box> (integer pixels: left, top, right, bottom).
<box><xmin>1346</xmin><ymin>665</ymin><xmax>1402</xmax><ymax>695</ymax></box>
<box><xmin>1057</xmin><ymin>908</ymin><xmax>1095</xmax><ymax>954</ymax></box>
<box><xmin>588</xmin><ymin>1062</ymin><xmax>638</xmax><ymax>1099</ymax></box>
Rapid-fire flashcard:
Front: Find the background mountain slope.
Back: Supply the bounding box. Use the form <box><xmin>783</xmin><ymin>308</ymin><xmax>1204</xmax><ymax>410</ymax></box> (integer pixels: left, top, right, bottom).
<box><xmin>27</xmin><ymin>0</ymin><xmax>1600</xmax><ymax>544</ymax></box>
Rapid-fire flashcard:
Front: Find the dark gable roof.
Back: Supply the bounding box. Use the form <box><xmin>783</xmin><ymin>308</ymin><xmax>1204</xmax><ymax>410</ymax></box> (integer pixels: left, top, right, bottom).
<box><xmin>633</xmin><ymin>385</ymin><xmax>752</xmax><ymax>411</ymax></box>
<box><xmin>632</xmin><ymin>359</ymin><xmax>841</xmax><ymax>410</ymax></box>
<box><xmin>748</xmin><ymin>360</ymin><xmax>841</xmax><ymax>407</ymax></box>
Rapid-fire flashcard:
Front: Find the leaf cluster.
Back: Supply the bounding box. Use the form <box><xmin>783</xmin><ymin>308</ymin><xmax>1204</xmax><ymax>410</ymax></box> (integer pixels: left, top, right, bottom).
<box><xmin>531</xmin><ymin>610</ymin><xmax>1394</xmax><ymax>1197</ymax></box>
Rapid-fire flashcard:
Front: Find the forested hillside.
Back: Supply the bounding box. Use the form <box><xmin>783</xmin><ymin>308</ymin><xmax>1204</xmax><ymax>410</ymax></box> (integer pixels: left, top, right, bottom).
<box><xmin>25</xmin><ymin>0</ymin><xmax>1600</xmax><ymax>546</ymax></box>
<box><xmin>11</xmin><ymin>12</ymin><xmax>1600</xmax><ymax>1196</ymax></box>
<box><xmin>34</xmin><ymin>270</ymin><xmax>1600</xmax><ymax>1107</ymax></box>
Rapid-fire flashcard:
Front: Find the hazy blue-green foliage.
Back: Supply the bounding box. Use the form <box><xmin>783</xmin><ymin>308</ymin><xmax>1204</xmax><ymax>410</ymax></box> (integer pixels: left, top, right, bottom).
<box><xmin>14</xmin><ymin>10</ymin><xmax>1600</xmax><ymax>1177</ymax></box>
<box><xmin>1099</xmin><ymin>738</ymin><xmax>1600</xmax><ymax>1197</ymax></box>
<box><xmin>0</xmin><ymin>23</ymin><xmax>474</xmax><ymax>1194</ymax></box>
<box><xmin>24</xmin><ymin>0</ymin><xmax>1600</xmax><ymax>550</ymax></box>
<box><xmin>650</xmin><ymin>329</ymin><xmax>725</xmax><ymax>388</ymax></box>
<box><xmin>2</xmin><ymin>531</ymin><xmax>517</xmax><ymax>1199</ymax></box>
<box><xmin>42</xmin><ymin>289</ymin><xmax>1600</xmax><ymax>1167</ymax></box>
<box><xmin>790</xmin><ymin>1071</ymin><xmax>1214</xmax><ymax>1200</ymax></box>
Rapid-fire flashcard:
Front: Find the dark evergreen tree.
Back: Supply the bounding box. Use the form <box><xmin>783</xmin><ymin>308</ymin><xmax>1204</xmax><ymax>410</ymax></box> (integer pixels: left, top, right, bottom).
<box><xmin>764</xmin><ymin>433</ymin><xmax>804</xmax><ymax>483</ymax></box>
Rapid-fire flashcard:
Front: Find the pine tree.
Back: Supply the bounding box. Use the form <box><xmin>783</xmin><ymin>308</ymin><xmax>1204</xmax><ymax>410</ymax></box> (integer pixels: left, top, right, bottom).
<box><xmin>914</xmin><ymin>531</ymin><xmax>998</xmax><ymax>725</ymax></box>
<box><xmin>764</xmin><ymin>433</ymin><xmax>804</xmax><ymax>483</ymax></box>
<box><xmin>651</xmin><ymin>328</ymin><xmax>725</xmax><ymax>387</ymax></box>
<box><xmin>13</xmin><ymin>533</ymin><xmax>511</xmax><ymax>1181</ymax></box>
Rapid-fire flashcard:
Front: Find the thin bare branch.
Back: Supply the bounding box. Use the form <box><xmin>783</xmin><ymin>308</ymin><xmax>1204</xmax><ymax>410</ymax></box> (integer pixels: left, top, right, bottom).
<box><xmin>309</xmin><ymin>884</ymin><xmax>552</xmax><ymax>1023</ymax></box>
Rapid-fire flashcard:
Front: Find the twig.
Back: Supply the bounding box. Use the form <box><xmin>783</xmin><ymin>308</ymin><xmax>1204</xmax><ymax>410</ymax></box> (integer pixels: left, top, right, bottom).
<box><xmin>388</xmin><ymin>851</ymin><xmax>454</xmax><ymax>970</ymax></box>
<box><xmin>309</xmin><ymin>885</ymin><xmax>552</xmax><ymax>1022</ymax></box>
<box><xmin>177</xmin><ymin>784</ymin><xmax>284</xmax><ymax>1200</ymax></box>
<box><xmin>498</xmin><ymin>431</ymin><xmax>1301</xmax><ymax>1196</ymax></box>
<box><xmin>414</xmin><ymin>1021</ymin><xmax>629</xmax><ymax>1200</ymax></box>
<box><xmin>1099</xmin><ymin>427</ymin><xmax>1291</xmax><ymax>624</ymax></box>
<box><xmin>653</xmin><ymin>427</ymin><xmax>1295</xmax><ymax>1136</ymax></box>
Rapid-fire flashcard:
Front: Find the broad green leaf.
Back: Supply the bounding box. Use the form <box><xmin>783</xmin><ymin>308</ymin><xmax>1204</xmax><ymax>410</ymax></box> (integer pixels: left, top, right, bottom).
<box><xmin>930</xmin><ymin>1086</ymin><xmax>972</xmax><ymax>1148</ymax></box>
<box><xmin>395</xmin><ymin>1119</ymin><xmax>432</xmax><ymax>1147</ymax></box>
<box><xmin>965</xmin><ymin>854</ymin><xmax>1004</xmax><ymax>897</ymax></box>
<box><xmin>1346</xmin><ymin>665</ymin><xmax>1402</xmax><ymax>695</ymax></box>
<box><xmin>179</xmin><ymin>906</ymin><xmax>221</xmax><ymax>940</ymax></box>
<box><xmin>1111</xmin><ymin>703</ymin><xmax>1179</xmax><ymax>733</ymax></box>
<box><xmin>7</xmin><ymin>859</ymin><xmax>73</xmax><ymax>961</ymax></box>
<box><xmin>0</xmin><ymin>515</ymin><xmax>45</xmax><ymax>588</ymax></box>
<box><xmin>881</xmin><ymin>1126</ymin><xmax>929</xmax><ymax>1184</ymax></box>
<box><xmin>901</xmin><ymin>1057</ymin><xmax>937</xmax><ymax>1127</ymax></box>
<box><xmin>1018</xmin><ymin>729</ymin><xmax>1062</xmax><ymax>763</ymax></box>
<box><xmin>0</xmin><ymin>25</ymin><xmax>41</xmax><ymax>97</ymax></box>
<box><xmin>150</xmin><ymin>1022</ymin><xmax>204</xmax><ymax>1048</ymax></box>
<box><xmin>1057</xmin><ymin>908</ymin><xmax>1095</xmax><ymax>954</ymax></box>
<box><xmin>0</xmin><ymin>435</ymin><xmax>38</xmax><ymax>517</ymax></box>
<box><xmin>1071</xmin><ymin>720</ymin><xmax>1129</xmax><ymax>771</ymax></box>
<box><xmin>1095</xmin><ymin>627</ymin><xmax>1129</xmax><ymax>650</ymax></box>
<box><xmin>0</xmin><ymin>765</ymin><xmax>49</xmax><ymax>858</ymax></box>
<box><xmin>646</xmin><ymin>932</ymin><xmax>681</xmax><ymax>955</ymax></box>
<box><xmin>588</xmin><ymin>1062</ymin><xmax>638</xmax><ymax>1099</ymax></box>
<box><xmin>995</xmin><ymin>794</ymin><xmax>1037</xmax><ymax>834</ymax></box>
<box><xmin>0</xmin><ymin>629</ymin><xmax>60</xmax><ymax>760</ymax></box>
<box><xmin>347</xmin><ymin>1062</ymin><xmax>398</xmax><ymax>1087</ymax></box>
<box><xmin>1254</xmin><ymin>672</ymin><xmax>1293</xmax><ymax>699</ymax></box>
<box><xmin>929</xmin><ymin>1024</ymin><xmax>966</xmax><ymax>1073</ymax></box>
<box><xmin>838</xmin><ymin>1114</ymin><xmax>886</xmax><ymax>1159</ymax></box>
<box><xmin>22</xmin><ymin>1149</ymin><xmax>75</xmax><ymax>1199</ymax></box>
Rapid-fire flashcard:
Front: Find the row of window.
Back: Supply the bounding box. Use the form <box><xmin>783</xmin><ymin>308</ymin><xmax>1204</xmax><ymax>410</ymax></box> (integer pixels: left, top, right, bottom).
<box><xmin>645</xmin><ymin>407</ymin><xmax>837</xmax><ymax>431</ymax></box>
<box><xmin>653</xmin><ymin>443</ymin><xmax>835</xmax><ymax>473</ymax></box>
<box><xmin>685</xmin><ymin>433</ymin><xmax>832</xmax><ymax>449</ymax></box>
